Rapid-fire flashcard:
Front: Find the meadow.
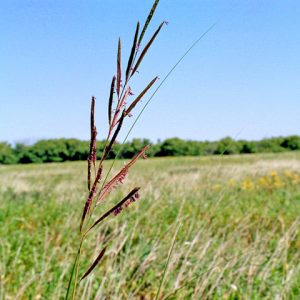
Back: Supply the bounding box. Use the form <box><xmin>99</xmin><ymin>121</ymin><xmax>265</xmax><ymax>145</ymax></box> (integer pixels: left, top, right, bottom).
<box><xmin>1</xmin><ymin>152</ymin><xmax>300</xmax><ymax>299</ymax></box>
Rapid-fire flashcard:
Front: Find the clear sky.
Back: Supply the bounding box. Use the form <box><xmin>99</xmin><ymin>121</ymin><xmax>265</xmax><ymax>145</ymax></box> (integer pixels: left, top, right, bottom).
<box><xmin>1</xmin><ymin>0</ymin><xmax>299</xmax><ymax>144</ymax></box>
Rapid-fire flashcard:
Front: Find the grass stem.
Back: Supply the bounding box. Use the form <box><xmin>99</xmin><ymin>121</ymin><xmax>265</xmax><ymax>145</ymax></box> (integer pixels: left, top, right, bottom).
<box><xmin>155</xmin><ymin>223</ymin><xmax>182</xmax><ymax>300</ymax></box>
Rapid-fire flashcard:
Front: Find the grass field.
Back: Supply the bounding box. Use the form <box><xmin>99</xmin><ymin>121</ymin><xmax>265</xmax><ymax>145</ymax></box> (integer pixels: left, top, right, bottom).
<box><xmin>1</xmin><ymin>152</ymin><xmax>300</xmax><ymax>299</ymax></box>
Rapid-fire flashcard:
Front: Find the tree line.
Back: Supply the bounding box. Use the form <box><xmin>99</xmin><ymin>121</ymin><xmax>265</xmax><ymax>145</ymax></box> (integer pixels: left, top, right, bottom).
<box><xmin>0</xmin><ymin>135</ymin><xmax>299</xmax><ymax>164</ymax></box>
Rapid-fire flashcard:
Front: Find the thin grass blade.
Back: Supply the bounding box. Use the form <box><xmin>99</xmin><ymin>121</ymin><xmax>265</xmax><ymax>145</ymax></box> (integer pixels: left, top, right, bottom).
<box><xmin>64</xmin><ymin>249</ymin><xmax>80</xmax><ymax>300</ymax></box>
<box><xmin>155</xmin><ymin>223</ymin><xmax>182</xmax><ymax>300</ymax></box>
<box><xmin>80</xmin><ymin>247</ymin><xmax>106</xmax><ymax>281</ymax></box>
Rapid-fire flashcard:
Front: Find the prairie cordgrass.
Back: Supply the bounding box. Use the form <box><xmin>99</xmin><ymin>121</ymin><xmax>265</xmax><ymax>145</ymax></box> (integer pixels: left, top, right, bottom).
<box><xmin>1</xmin><ymin>152</ymin><xmax>300</xmax><ymax>299</ymax></box>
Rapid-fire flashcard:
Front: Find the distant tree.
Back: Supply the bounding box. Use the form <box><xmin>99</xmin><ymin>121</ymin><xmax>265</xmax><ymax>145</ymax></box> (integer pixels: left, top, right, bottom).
<box><xmin>0</xmin><ymin>143</ymin><xmax>18</xmax><ymax>164</ymax></box>
<box><xmin>29</xmin><ymin>140</ymin><xmax>68</xmax><ymax>162</ymax></box>
<box><xmin>203</xmin><ymin>141</ymin><xmax>218</xmax><ymax>155</ymax></box>
<box><xmin>256</xmin><ymin>137</ymin><xmax>285</xmax><ymax>153</ymax></box>
<box><xmin>1</xmin><ymin>135</ymin><xmax>299</xmax><ymax>164</ymax></box>
<box><xmin>63</xmin><ymin>139</ymin><xmax>90</xmax><ymax>161</ymax></box>
<box><xmin>158</xmin><ymin>138</ymin><xmax>189</xmax><ymax>156</ymax></box>
<box><xmin>19</xmin><ymin>150</ymin><xmax>43</xmax><ymax>163</ymax></box>
<box><xmin>280</xmin><ymin>135</ymin><xmax>300</xmax><ymax>151</ymax></box>
<box><xmin>214</xmin><ymin>137</ymin><xmax>240</xmax><ymax>155</ymax></box>
<box><xmin>147</xmin><ymin>142</ymin><xmax>161</xmax><ymax>157</ymax></box>
<box><xmin>239</xmin><ymin>140</ymin><xmax>257</xmax><ymax>154</ymax></box>
<box><xmin>185</xmin><ymin>141</ymin><xmax>204</xmax><ymax>156</ymax></box>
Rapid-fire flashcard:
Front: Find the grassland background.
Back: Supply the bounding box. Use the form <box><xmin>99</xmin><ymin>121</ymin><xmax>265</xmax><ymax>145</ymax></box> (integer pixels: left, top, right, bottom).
<box><xmin>1</xmin><ymin>152</ymin><xmax>300</xmax><ymax>299</ymax></box>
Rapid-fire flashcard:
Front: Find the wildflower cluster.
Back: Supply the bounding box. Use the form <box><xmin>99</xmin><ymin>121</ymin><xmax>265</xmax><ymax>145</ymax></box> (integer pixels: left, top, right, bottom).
<box><xmin>241</xmin><ymin>179</ymin><xmax>255</xmax><ymax>191</ymax></box>
<box><xmin>284</xmin><ymin>170</ymin><xmax>300</xmax><ymax>185</ymax></box>
<box><xmin>257</xmin><ymin>171</ymin><xmax>284</xmax><ymax>190</ymax></box>
<box><xmin>227</xmin><ymin>170</ymin><xmax>300</xmax><ymax>192</ymax></box>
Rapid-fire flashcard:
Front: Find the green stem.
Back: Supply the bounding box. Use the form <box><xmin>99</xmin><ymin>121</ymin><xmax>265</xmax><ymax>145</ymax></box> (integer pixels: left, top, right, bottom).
<box><xmin>65</xmin><ymin>236</ymin><xmax>84</xmax><ymax>300</ymax></box>
<box><xmin>155</xmin><ymin>223</ymin><xmax>181</xmax><ymax>300</ymax></box>
<box><xmin>71</xmin><ymin>238</ymin><xmax>84</xmax><ymax>300</ymax></box>
<box><xmin>65</xmin><ymin>247</ymin><xmax>80</xmax><ymax>300</ymax></box>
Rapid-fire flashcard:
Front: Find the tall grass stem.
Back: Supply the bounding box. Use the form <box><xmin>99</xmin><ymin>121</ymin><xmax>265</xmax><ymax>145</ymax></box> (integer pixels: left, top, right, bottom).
<box><xmin>155</xmin><ymin>223</ymin><xmax>182</xmax><ymax>300</ymax></box>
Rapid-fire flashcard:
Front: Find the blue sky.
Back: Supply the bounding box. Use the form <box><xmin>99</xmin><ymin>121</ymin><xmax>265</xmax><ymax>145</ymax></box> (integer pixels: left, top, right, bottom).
<box><xmin>1</xmin><ymin>0</ymin><xmax>299</xmax><ymax>144</ymax></box>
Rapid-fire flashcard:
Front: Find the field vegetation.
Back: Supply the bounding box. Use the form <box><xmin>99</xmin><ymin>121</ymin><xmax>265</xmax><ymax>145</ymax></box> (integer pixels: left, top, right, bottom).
<box><xmin>1</xmin><ymin>152</ymin><xmax>300</xmax><ymax>299</ymax></box>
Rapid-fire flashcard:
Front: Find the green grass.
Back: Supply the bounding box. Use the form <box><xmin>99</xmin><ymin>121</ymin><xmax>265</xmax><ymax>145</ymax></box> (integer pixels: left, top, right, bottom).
<box><xmin>1</xmin><ymin>152</ymin><xmax>300</xmax><ymax>299</ymax></box>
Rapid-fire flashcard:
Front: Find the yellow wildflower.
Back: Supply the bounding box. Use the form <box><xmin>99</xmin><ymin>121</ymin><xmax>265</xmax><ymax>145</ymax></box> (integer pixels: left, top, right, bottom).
<box><xmin>284</xmin><ymin>170</ymin><xmax>293</xmax><ymax>179</ymax></box>
<box><xmin>257</xmin><ymin>176</ymin><xmax>270</xmax><ymax>189</ymax></box>
<box><xmin>270</xmin><ymin>171</ymin><xmax>278</xmax><ymax>177</ymax></box>
<box><xmin>292</xmin><ymin>173</ymin><xmax>300</xmax><ymax>185</ymax></box>
<box><xmin>228</xmin><ymin>179</ymin><xmax>237</xmax><ymax>187</ymax></box>
<box><xmin>273</xmin><ymin>177</ymin><xmax>284</xmax><ymax>188</ymax></box>
<box><xmin>242</xmin><ymin>179</ymin><xmax>255</xmax><ymax>191</ymax></box>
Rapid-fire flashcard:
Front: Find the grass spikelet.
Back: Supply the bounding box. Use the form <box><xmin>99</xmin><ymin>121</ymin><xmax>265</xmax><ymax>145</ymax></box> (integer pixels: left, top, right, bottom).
<box><xmin>131</xmin><ymin>21</ymin><xmax>165</xmax><ymax>77</ymax></box>
<box><xmin>116</xmin><ymin>38</ymin><xmax>122</xmax><ymax>97</ymax></box>
<box><xmin>80</xmin><ymin>247</ymin><xmax>106</xmax><ymax>281</ymax></box>
<box><xmin>119</xmin><ymin>87</ymin><xmax>133</xmax><ymax>111</ymax></box>
<box><xmin>90</xmin><ymin>101</ymin><xmax>97</xmax><ymax>155</ymax></box>
<box><xmin>88</xmin><ymin>187</ymin><xmax>141</xmax><ymax>232</ymax></box>
<box><xmin>80</xmin><ymin>166</ymin><xmax>103</xmax><ymax>232</ymax></box>
<box><xmin>90</xmin><ymin>96</ymin><xmax>95</xmax><ymax>133</ymax></box>
<box><xmin>138</xmin><ymin>0</ymin><xmax>160</xmax><ymax>46</ymax></box>
<box><xmin>126</xmin><ymin>22</ymin><xmax>140</xmax><ymax>82</ymax></box>
<box><xmin>96</xmin><ymin>145</ymin><xmax>149</xmax><ymax>204</ymax></box>
<box><xmin>126</xmin><ymin>144</ymin><xmax>150</xmax><ymax>167</ymax></box>
<box><xmin>125</xmin><ymin>76</ymin><xmax>158</xmax><ymax>117</ymax></box>
<box><xmin>87</xmin><ymin>159</ymin><xmax>91</xmax><ymax>192</ymax></box>
<box><xmin>108</xmin><ymin>76</ymin><xmax>116</xmax><ymax>126</ymax></box>
<box><xmin>80</xmin><ymin>191</ymin><xmax>95</xmax><ymax>233</ymax></box>
<box><xmin>96</xmin><ymin>167</ymin><xmax>128</xmax><ymax>204</ymax></box>
<box><xmin>87</xmin><ymin>96</ymin><xmax>97</xmax><ymax>191</ymax></box>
